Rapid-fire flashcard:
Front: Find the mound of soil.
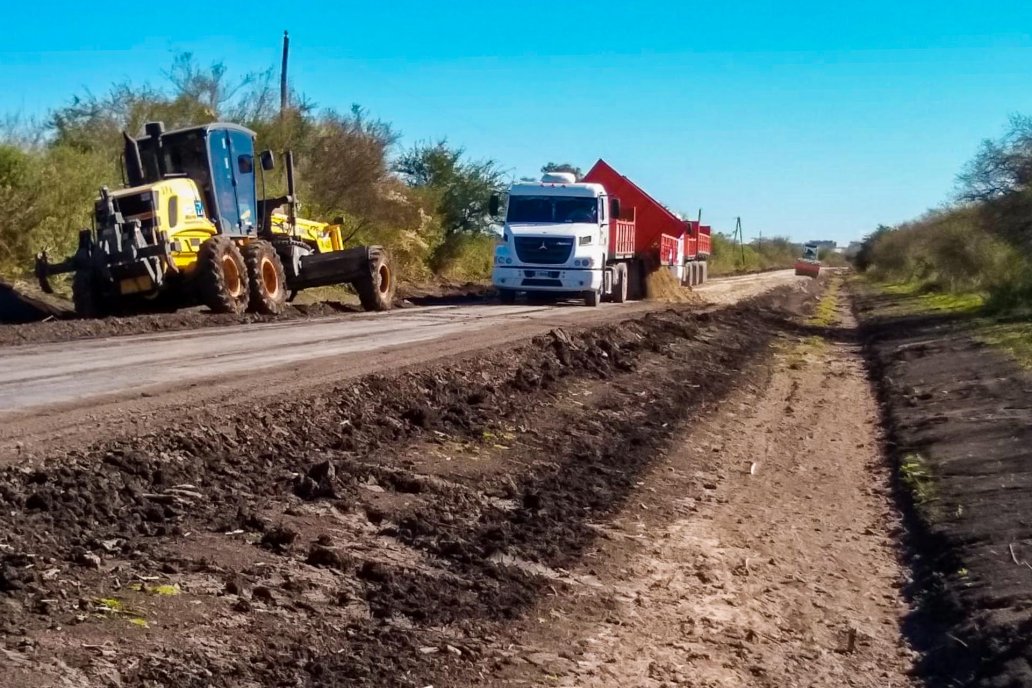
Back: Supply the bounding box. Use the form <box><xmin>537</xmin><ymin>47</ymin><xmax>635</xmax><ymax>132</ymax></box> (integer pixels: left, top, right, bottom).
<box><xmin>645</xmin><ymin>266</ymin><xmax>697</xmax><ymax>303</ymax></box>
<box><xmin>0</xmin><ymin>282</ymin><xmax>821</xmax><ymax>687</ymax></box>
<box><xmin>397</xmin><ymin>280</ymin><xmax>493</xmax><ymax>306</ymax></box>
<box><xmin>856</xmin><ymin>283</ymin><xmax>1032</xmax><ymax>687</ymax></box>
<box><xmin>0</xmin><ymin>280</ymin><xmax>73</xmax><ymax>324</ymax></box>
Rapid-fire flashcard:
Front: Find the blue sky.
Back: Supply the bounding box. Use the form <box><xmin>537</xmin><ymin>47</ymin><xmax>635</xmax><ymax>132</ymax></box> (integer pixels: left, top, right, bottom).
<box><xmin>3</xmin><ymin>1</ymin><xmax>1032</xmax><ymax>244</ymax></box>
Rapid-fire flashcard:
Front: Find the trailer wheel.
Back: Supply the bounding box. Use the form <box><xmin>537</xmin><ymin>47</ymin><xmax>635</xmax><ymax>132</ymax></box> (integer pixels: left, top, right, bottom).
<box><xmin>243</xmin><ymin>240</ymin><xmax>287</xmax><ymax>315</ymax></box>
<box><xmin>612</xmin><ymin>264</ymin><xmax>628</xmax><ymax>303</ymax></box>
<box><xmin>499</xmin><ymin>289</ymin><xmax>517</xmax><ymax>305</ymax></box>
<box><xmin>197</xmin><ymin>235</ymin><xmax>250</xmax><ymax>314</ymax></box>
<box><xmin>355</xmin><ymin>247</ymin><xmax>394</xmax><ymax>312</ymax></box>
<box><xmin>72</xmin><ymin>270</ymin><xmax>106</xmax><ymax>319</ymax></box>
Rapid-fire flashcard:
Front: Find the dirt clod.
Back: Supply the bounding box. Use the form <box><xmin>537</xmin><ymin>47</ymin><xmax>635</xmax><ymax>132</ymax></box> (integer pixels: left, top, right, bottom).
<box><xmin>260</xmin><ymin>525</ymin><xmax>299</xmax><ymax>553</ymax></box>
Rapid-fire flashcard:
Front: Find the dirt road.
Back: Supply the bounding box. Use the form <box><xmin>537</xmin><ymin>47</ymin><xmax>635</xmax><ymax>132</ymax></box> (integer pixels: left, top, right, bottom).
<box><xmin>0</xmin><ymin>270</ymin><xmax>799</xmax><ymax>414</ymax></box>
<box><xmin>0</xmin><ymin>275</ymin><xmax>918</xmax><ymax>687</ymax></box>
<box><xmin>0</xmin><ymin>270</ymin><xmax>803</xmax><ymax>459</ymax></box>
<box><xmin>486</xmin><ymin>282</ymin><xmax>915</xmax><ymax>687</ymax></box>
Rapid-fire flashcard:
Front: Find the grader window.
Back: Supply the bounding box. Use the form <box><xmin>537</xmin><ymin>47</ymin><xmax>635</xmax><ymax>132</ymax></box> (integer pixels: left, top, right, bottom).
<box><xmin>168</xmin><ymin>196</ymin><xmax>179</xmax><ymax>229</ymax></box>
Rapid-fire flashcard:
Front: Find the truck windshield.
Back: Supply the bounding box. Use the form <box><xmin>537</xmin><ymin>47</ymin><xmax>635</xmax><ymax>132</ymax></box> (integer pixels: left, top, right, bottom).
<box><xmin>507</xmin><ymin>196</ymin><xmax>598</xmax><ymax>224</ymax></box>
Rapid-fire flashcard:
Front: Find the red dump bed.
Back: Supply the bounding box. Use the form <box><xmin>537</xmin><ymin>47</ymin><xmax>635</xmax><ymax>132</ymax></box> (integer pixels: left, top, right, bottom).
<box><xmin>584</xmin><ymin>160</ymin><xmax>688</xmax><ymax>260</ymax></box>
<box><xmin>611</xmin><ymin>208</ymin><xmax>636</xmax><ymax>259</ymax></box>
<box><xmin>698</xmin><ymin>225</ymin><xmax>712</xmax><ymax>257</ymax></box>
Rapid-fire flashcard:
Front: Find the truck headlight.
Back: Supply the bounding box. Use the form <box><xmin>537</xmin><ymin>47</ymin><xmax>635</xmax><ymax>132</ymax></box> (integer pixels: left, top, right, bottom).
<box><xmin>579</xmin><ymin>235</ymin><xmax>592</xmax><ymax>245</ymax></box>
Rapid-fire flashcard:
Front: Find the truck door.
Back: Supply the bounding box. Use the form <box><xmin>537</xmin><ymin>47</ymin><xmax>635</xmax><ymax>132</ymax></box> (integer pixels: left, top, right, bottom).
<box><xmin>207</xmin><ymin>129</ymin><xmax>258</xmax><ymax>236</ymax></box>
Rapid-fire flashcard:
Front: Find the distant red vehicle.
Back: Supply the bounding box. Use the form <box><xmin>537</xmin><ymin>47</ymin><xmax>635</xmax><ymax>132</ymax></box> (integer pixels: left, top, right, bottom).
<box><xmin>795</xmin><ymin>242</ymin><xmax>821</xmax><ymax>278</ymax></box>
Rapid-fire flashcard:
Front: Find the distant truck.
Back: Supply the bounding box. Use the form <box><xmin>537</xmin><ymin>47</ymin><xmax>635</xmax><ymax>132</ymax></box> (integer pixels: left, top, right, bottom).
<box><xmin>490</xmin><ymin>159</ymin><xmax>710</xmax><ymax>306</ymax></box>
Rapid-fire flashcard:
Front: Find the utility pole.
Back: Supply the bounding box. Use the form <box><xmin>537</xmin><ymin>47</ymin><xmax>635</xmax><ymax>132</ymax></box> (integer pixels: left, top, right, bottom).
<box><xmin>734</xmin><ymin>217</ymin><xmax>746</xmax><ymax>268</ymax></box>
<box><xmin>280</xmin><ymin>31</ymin><xmax>290</xmax><ymax>116</ymax></box>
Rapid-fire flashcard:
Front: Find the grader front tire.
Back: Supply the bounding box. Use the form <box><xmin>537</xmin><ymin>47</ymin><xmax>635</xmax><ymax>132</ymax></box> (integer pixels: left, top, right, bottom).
<box><xmin>355</xmin><ymin>249</ymin><xmax>395</xmax><ymax>312</ymax></box>
<box><xmin>197</xmin><ymin>236</ymin><xmax>250</xmax><ymax>314</ymax></box>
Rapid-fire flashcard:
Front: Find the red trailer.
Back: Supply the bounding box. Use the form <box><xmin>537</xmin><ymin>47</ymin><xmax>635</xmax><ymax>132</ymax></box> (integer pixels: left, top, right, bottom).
<box><xmin>583</xmin><ymin>160</ymin><xmax>710</xmax><ymax>288</ymax></box>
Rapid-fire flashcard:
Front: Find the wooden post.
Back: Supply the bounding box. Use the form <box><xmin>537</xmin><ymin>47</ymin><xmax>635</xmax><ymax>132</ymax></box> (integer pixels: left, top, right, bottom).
<box><xmin>280</xmin><ymin>31</ymin><xmax>290</xmax><ymax>116</ymax></box>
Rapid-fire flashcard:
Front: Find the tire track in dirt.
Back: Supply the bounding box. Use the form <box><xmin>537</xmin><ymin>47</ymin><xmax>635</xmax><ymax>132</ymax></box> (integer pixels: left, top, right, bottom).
<box><xmin>480</xmin><ymin>280</ymin><xmax>916</xmax><ymax>687</ymax></box>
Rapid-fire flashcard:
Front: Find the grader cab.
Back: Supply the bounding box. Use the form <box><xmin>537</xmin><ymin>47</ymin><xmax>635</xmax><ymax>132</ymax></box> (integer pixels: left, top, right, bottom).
<box><xmin>36</xmin><ymin>121</ymin><xmax>394</xmax><ymax>317</ymax></box>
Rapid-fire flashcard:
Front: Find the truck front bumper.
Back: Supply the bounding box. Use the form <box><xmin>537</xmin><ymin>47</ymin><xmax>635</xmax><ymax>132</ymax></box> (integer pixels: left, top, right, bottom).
<box><xmin>492</xmin><ymin>266</ymin><xmax>602</xmax><ymax>293</ymax></box>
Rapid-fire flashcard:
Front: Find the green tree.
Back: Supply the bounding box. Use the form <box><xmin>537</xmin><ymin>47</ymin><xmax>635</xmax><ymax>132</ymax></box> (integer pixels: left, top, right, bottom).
<box><xmin>395</xmin><ymin>141</ymin><xmax>504</xmax><ymax>274</ymax></box>
<box><xmin>956</xmin><ymin>114</ymin><xmax>1032</xmax><ymax>203</ymax></box>
<box><xmin>853</xmin><ymin>224</ymin><xmax>893</xmax><ymax>272</ymax></box>
<box><xmin>396</xmin><ymin>141</ymin><xmax>504</xmax><ymax>238</ymax></box>
<box><xmin>541</xmin><ymin>162</ymin><xmax>583</xmax><ymax>180</ymax></box>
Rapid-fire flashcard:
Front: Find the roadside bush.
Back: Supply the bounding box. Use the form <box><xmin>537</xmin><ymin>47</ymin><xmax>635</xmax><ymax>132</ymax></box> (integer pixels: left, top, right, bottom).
<box><xmin>863</xmin><ymin>206</ymin><xmax>1030</xmax><ymax>308</ymax></box>
<box><xmin>708</xmin><ymin>232</ymin><xmax>801</xmax><ymax>276</ymax></box>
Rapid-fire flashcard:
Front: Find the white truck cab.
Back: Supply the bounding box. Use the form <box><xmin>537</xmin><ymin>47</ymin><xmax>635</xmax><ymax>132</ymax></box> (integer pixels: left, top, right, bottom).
<box><xmin>491</xmin><ymin>173</ymin><xmax>622</xmax><ymax>306</ymax></box>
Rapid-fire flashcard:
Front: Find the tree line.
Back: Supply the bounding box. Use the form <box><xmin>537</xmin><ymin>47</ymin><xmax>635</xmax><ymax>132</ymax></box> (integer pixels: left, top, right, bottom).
<box><xmin>856</xmin><ymin>115</ymin><xmax>1032</xmax><ymax>308</ymax></box>
<box><xmin>0</xmin><ymin>55</ymin><xmax>507</xmax><ymax>283</ymax></box>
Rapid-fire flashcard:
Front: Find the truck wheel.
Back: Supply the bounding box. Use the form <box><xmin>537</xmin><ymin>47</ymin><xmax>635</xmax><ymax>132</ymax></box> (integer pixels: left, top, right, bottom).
<box><xmin>584</xmin><ymin>289</ymin><xmax>601</xmax><ymax>307</ymax></box>
<box><xmin>355</xmin><ymin>247</ymin><xmax>394</xmax><ymax>312</ymax></box>
<box><xmin>244</xmin><ymin>240</ymin><xmax>288</xmax><ymax>315</ymax></box>
<box><xmin>626</xmin><ymin>259</ymin><xmax>646</xmax><ymax>301</ymax></box>
<box><xmin>613</xmin><ymin>264</ymin><xmax>628</xmax><ymax>303</ymax></box>
<box><xmin>72</xmin><ymin>270</ymin><xmax>105</xmax><ymax>318</ymax></box>
<box><xmin>499</xmin><ymin>289</ymin><xmax>517</xmax><ymax>305</ymax></box>
<box><xmin>197</xmin><ymin>235</ymin><xmax>250</xmax><ymax>314</ymax></box>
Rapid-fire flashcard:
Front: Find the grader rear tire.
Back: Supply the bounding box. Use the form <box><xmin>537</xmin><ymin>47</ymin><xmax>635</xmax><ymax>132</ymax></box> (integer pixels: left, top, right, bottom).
<box><xmin>243</xmin><ymin>240</ymin><xmax>288</xmax><ymax>315</ymax></box>
<box><xmin>355</xmin><ymin>248</ymin><xmax>395</xmax><ymax>312</ymax></box>
<box><xmin>197</xmin><ymin>236</ymin><xmax>250</xmax><ymax>314</ymax></box>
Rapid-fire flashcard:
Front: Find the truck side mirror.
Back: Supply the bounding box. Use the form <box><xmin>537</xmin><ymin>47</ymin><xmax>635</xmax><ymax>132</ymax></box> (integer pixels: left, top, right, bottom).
<box><xmin>260</xmin><ymin>150</ymin><xmax>276</xmax><ymax>171</ymax></box>
<box><xmin>489</xmin><ymin>193</ymin><xmax>500</xmax><ymax>217</ymax></box>
<box><xmin>610</xmin><ymin>198</ymin><xmax>621</xmax><ymax>219</ymax></box>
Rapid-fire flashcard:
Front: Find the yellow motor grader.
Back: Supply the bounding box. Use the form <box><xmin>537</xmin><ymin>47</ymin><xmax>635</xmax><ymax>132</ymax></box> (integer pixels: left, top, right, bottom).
<box><xmin>35</xmin><ymin>121</ymin><xmax>394</xmax><ymax>317</ymax></box>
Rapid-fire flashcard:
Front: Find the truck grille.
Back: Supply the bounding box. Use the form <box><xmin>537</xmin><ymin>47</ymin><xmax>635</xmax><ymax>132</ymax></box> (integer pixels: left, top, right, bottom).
<box><xmin>514</xmin><ymin>236</ymin><xmax>574</xmax><ymax>265</ymax></box>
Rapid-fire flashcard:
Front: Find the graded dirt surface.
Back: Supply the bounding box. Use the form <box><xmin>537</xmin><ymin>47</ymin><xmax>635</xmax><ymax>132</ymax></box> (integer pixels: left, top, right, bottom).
<box><xmin>856</xmin><ymin>283</ymin><xmax>1032</xmax><ymax>687</ymax></box>
<box><xmin>0</xmin><ymin>280</ymin><xmax>493</xmax><ymax>346</ymax></box>
<box><xmin>0</xmin><ymin>277</ymin><xmax>904</xmax><ymax>688</ymax></box>
<box><xmin>0</xmin><ymin>270</ymin><xmax>802</xmax><ymax>460</ymax></box>
<box><xmin>480</xmin><ymin>279</ymin><xmax>915</xmax><ymax>687</ymax></box>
